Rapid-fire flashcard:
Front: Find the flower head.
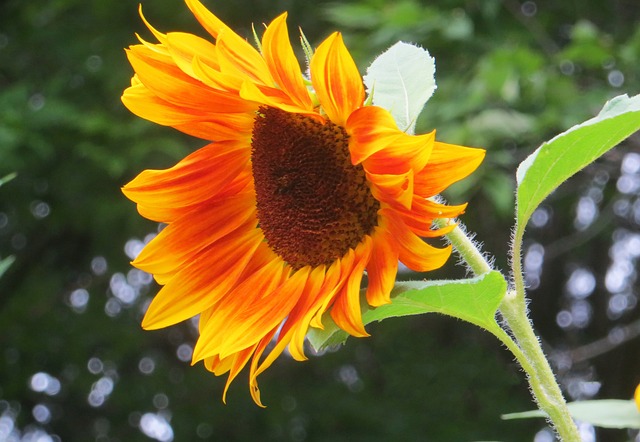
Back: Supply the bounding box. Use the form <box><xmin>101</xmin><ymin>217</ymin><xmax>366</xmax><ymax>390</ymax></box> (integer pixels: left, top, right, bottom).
<box><xmin>122</xmin><ymin>0</ymin><xmax>485</xmax><ymax>405</ymax></box>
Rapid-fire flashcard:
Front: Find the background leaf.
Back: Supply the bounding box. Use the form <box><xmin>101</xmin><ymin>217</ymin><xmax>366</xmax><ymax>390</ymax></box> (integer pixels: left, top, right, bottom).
<box><xmin>308</xmin><ymin>271</ymin><xmax>506</xmax><ymax>351</ymax></box>
<box><xmin>502</xmin><ymin>399</ymin><xmax>640</xmax><ymax>429</ymax></box>
<box><xmin>363</xmin><ymin>41</ymin><xmax>436</xmax><ymax>134</ymax></box>
<box><xmin>515</xmin><ymin>94</ymin><xmax>640</xmax><ymax>234</ymax></box>
<box><xmin>0</xmin><ymin>255</ymin><xmax>15</xmax><ymax>279</ymax></box>
<box><xmin>0</xmin><ymin>172</ymin><xmax>17</xmax><ymax>187</ymax></box>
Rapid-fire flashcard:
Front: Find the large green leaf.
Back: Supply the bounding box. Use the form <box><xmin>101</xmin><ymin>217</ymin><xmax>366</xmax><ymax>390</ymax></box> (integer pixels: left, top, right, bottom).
<box><xmin>0</xmin><ymin>172</ymin><xmax>17</xmax><ymax>187</ymax></box>
<box><xmin>308</xmin><ymin>271</ymin><xmax>506</xmax><ymax>351</ymax></box>
<box><xmin>515</xmin><ymin>94</ymin><xmax>640</xmax><ymax>235</ymax></box>
<box><xmin>363</xmin><ymin>41</ymin><xmax>436</xmax><ymax>134</ymax></box>
<box><xmin>502</xmin><ymin>399</ymin><xmax>640</xmax><ymax>429</ymax></box>
<box><xmin>0</xmin><ymin>255</ymin><xmax>15</xmax><ymax>279</ymax></box>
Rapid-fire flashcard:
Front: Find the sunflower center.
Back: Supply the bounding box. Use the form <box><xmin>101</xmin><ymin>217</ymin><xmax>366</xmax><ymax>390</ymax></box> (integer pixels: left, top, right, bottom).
<box><xmin>251</xmin><ymin>107</ymin><xmax>380</xmax><ymax>270</ymax></box>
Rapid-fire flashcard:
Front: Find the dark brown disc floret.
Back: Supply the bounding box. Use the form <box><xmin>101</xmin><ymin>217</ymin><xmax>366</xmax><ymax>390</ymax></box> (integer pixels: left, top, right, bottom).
<box><xmin>251</xmin><ymin>107</ymin><xmax>380</xmax><ymax>270</ymax></box>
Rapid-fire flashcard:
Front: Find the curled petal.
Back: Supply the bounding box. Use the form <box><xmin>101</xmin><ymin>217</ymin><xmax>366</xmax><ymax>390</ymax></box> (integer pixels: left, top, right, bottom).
<box><xmin>125</xmin><ymin>45</ymin><xmax>254</xmax><ymax>114</ymax></box>
<box><xmin>330</xmin><ymin>237</ymin><xmax>373</xmax><ymax>337</ymax></box>
<box><xmin>366</xmin><ymin>169</ymin><xmax>414</xmax><ymax>209</ymax></box>
<box><xmin>414</xmin><ymin>142</ymin><xmax>486</xmax><ymax>197</ymax></box>
<box><xmin>262</xmin><ymin>13</ymin><xmax>313</xmax><ymax>110</ymax></box>
<box><xmin>386</xmin><ymin>215</ymin><xmax>452</xmax><ymax>272</ymax></box>
<box><xmin>122</xmin><ymin>141</ymin><xmax>251</xmax><ymax>222</ymax></box>
<box><xmin>141</xmin><ymin>228</ymin><xmax>263</xmax><ymax>329</ymax></box>
<box><xmin>390</xmin><ymin>199</ymin><xmax>467</xmax><ymax>237</ymax></box>
<box><xmin>133</xmin><ymin>195</ymin><xmax>256</xmax><ymax>276</ymax></box>
<box><xmin>310</xmin><ymin>32</ymin><xmax>364</xmax><ymax>126</ymax></box>
<box><xmin>365</xmin><ymin>226</ymin><xmax>399</xmax><ymax>307</ymax></box>
<box><xmin>348</xmin><ymin>106</ymin><xmax>434</xmax><ymax>172</ymax></box>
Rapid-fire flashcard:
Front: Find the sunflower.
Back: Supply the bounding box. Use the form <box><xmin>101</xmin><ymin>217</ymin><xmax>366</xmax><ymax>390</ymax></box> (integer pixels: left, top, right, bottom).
<box><xmin>122</xmin><ymin>0</ymin><xmax>485</xmax><ymax>406</ymax></box>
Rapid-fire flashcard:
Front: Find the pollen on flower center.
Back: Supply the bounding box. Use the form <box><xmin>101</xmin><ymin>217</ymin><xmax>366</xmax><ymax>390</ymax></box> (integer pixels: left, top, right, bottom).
<box><xmin>251</xmin><ymin>107</ymin><xmax>380</xmax><ymax>270</ymax></box>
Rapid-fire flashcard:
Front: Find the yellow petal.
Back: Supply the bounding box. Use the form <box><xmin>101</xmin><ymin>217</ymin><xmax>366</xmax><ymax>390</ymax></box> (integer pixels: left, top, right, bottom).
<box><xmin>330</xmin><ymin>236</ymin><xmax>373</xmax><ymax>337</ymax></box>
<box><xmin>215</xmin><ymin>31</ymin><xmax>273</xmax><ymax>86</ymax></box>
<box><xmin>122</xmin><ymin>141</ymin><xmax>251</xmax><ymax>221</ymax></box>
<box><xmin>217</xmin><ymin>266</ymin><xmax>310</xmax><ymax>359</ymax></box>
<box><xmin>246</xmin><ymin>265</ymin><xmax>327</xmax><ymax>398</ymax></box>
<box><xmin>310</xmin><ymin>32</ymin><xmax>364</xmax><ymax>126</ymax></box>
<box><xmin>366</xmin><ymin>169</ymin><xmax>414</xmax><ymax>209</ymax></box>
<box><xmin>122</xmin><ymin>83</ymin><xmax>255</xmax><ymax>141</ymax></box>
<box><xmin>365</xmin><ymin>226</ymin><xmax>399</xmax><ymax>307</ymax></box>
<box><xmin>193</xmin><ymin>257</ymin><xmax>287</xmax><ymax>361</ymax></box>
<box><xmin>310</xmin><ymin>250</ymin><xmax>352</xmax><ymax>329</ymax></box>
<box><xmin>386</xmin><ymin>215</ymin><xmax>452</xmax><ymax>272</ymax></box>
<box><xmin>348</xmin><ymin>106</ymin><xmax>435</xmax><ymax>172</ymax></box>
<box><xmin>164</xmin><ymin>32</ymin><xmax>220</xmax><ymax>78</ymax></box>
<box><xmin>125</xmin><ymin>45</ymin><xmax>254</xmax><ymax>114</ymax></box>
<box><xmin>141</xmin><ymin>228</ymin><xmax>263</xmax><ymax>330</ymax></box>
<box><xmin>185</xmin><ymin>0</ymin><xmax>233</xmax><ymax>39</ymax></box>
<box><xmin>262</xmin><ymin>13</ymin><xmax>313</xmax><ymax>110</ymax></box>
<box><xmin>389</xmin><ymin>199</ymin><xmax>467</xmax><ymax>237</ymax></box>
<box><xmin>133</xmin><ymin>195</ymin><xmax>256</xmax><ymax>275</ymax></box>
<box><xmin>414</xmin><ymin>142</ymin><xmax>486</xmax><ymax>197</ymax></box>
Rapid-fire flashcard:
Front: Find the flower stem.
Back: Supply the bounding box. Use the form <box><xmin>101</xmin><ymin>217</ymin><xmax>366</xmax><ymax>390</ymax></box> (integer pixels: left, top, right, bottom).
<box><xmin>500</xmin><ymin>290</ymin><xmax>580</xmax><ymax>441</ymax></box>
<box><xmin>506</xmin><ymin>229</ymin><xmax>581</xmax><ymax>441</ymax></box>
<box><xmin>434</xmin><ymin>218</ymin><xmax>492</xmax><ymax>275</ymax></box>
<box><xmin>437</xmin><ymin>219</ymin><xmax>580</xmax><ymax>441</ymax></box>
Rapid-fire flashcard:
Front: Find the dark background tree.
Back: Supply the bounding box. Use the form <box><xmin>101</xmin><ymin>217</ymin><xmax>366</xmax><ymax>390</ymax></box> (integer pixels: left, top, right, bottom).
<box><xmin>1</xmin><ymin>0</ymin><xmax>638</xmax><ymax>440</ymax></box>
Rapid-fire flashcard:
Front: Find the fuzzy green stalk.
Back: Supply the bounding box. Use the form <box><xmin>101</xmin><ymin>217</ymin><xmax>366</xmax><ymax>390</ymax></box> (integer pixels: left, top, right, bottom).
<box><xmin>435</xmin><ymin>218</ymin><xmax>580</xmax><ymax>441</ymax></box>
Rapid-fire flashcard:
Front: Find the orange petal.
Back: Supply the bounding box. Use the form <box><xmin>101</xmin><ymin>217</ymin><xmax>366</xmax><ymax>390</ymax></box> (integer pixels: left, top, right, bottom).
<box><xmin>220</xmin><ymin>346</ymin><xmax>256</xmax><ymax>403</ymax></box>
<box><xmin>138</xmin><ymin>5</ymin><xmax>221</xmax><ymax>78</ymax></box>
<box><xmin>193</xmin><ymin>257</ymin><xmax>287</xmax><ymax>361</ymax></box>
<box><xmin>389</xmin><ymin>199</ymin><xmax>468</xmax><ymax>237</ymax></box>
<box><xmin>217</xmin><ymin>266</ymin><xmax>310</xmax><ymax>359</ymax></box>
<box><xmin>310</xmin><ymin>32</ymin><xmax>364</xmax><ymax>126</ymax></box>
<box><xmin>125</xmin><ymin>45</ymin><xmax>255</xmax><ymax>114</ymax></box>
<box><xmin>122</xmin><ymin>141</ymin><xmax>250</xmax><ymax>221</ymax></box>
<box><xmin>247</xmin><ymin>265</ymin><xmax>327</xmax><ymax>394</ymax></box>
<box><xmin>137</xmin><ymin>173</ymin><xmax>252</xmax><ymax>224</ymax></box>
<box><xmin>362</xmin><ymin>130</ymin><xmax>435</xmax><ymax>175</ymax></box>
<box><xmin>133</xmin><ymin>195</ymin><xmax>256</xmax><ymax>276</ymax></box>
<box><xmin>164</xmin><ymin>32</ymin><xmax>221</xmax><ymax>78</ymax></box>
<box><xmin>261</xmin><ymin>13</ymin><xmax>313</xmax><ymax>110</ymax></box>
<box><xmin>365</xmin><ymin>226</ymin><xmax>399</xmax><ymax>307</ymax></box>
<box><xmin>141</xmin><ymin>228</ymin><xmax>263</xmax><ymax>330</ymax></box>
<box><xmin>275</xmin><ymin>265</ymin><xmax>327</xmax><ymax>361</ymax></box>
<box><xmin>366</xmin><ymin>169</ymin><xmax>414</xmax><ymax>209</ymax></box>
<box><xmin>215</xmin><ymin>31</ymin><xmax>273</xmax><ymax>87</ymax></box>
<box><xmin>185</xmin><ymin>0</ymin><xmax>235</xmax><ymax>40</ymax></box>
<box><xmin>310</xmin><ymin>250</ymin><xmax>353</xmax><ymax>329</ymax></box>
<box><xmin>288</xmin><ymin>263</ymin><xmax>342</xmax><ymax>357</ymax></box>
<box><xmin>414</xmin><ymin>142</ymin><xmax>486</xmax><ymax>197</ymax></box>
<box><xmin>247</xmin><ymin>328</ymin><xmax>280</xmax><ymax>407</ymax></box>
<box><xmin>346</xmin><ymin>106</ymin><xmax>402</xmax><ymax>163</ymax></box>
<box><xmin>122</xmin><ymin>83</ymin><xmax>255</xmax><ymax>141</ymax></box>
<box><xmin>330</xmin><ymin>236</ymin><xmax>373</xmax><ymax>337</ymax></box>
<box><xmin>348</xmin><ymin>106</ymin><xmax>435</xmax><ymax>173</ymax></box>
<box><xmin>387</xmin><ymin>216</ymin><xmax>452</xmax><ymax>272</ymax></box>
<box><xmin>174</xmin><ymin>112</ymin><xmax>255</xmax><ymax>141</ymax></box>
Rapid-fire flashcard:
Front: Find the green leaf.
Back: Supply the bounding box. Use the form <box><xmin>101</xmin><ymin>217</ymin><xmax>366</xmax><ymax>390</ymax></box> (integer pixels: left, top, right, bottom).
<box><xmin>502</xmin><ymin>399</ymin><xmax>640</xmax><ymax>429</ymax></box>
<box><xmin>0</xmin><ymin>172</ymin><xmax>17</xmax><ymax>187</ymax></box>
<box><xmin>516</xmin><ymin>94</ymin><xmax>640</xmax><ymax>235</ymax></box>
<box><xmin>363</xmin><ymin>42</ymin><xmax>436</xmax><ymax>134</ymax></box>
<box><xmin>308</xmin><ymin>271</ymin><xmax>506</xmax><ymax>351</ymax></box>
<box><xmin>0</xmin><ymin>255</ymin><xmax>15</xmax><ymax>279</ymax></box>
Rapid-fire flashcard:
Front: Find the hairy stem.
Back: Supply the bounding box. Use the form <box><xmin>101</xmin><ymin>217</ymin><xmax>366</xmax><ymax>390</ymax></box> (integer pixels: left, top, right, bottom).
<box><xmin>506</xmin><ymin>228</ymin><xmax>580</xmax><ymax>441</ymax></box>
<box><xmin>434</xmin><ymin>218</ymin><xmax>492</xmax><ymax>275</ymax></box>
<box><xmin>439</xmin><ymin>219</ymin><xmax>580</xmax><ymax>441</ymax></box>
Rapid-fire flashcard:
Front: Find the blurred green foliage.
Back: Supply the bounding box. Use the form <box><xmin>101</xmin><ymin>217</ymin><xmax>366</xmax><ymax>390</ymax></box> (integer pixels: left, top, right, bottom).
<box><xmin>1</xmin><ymin>0</ymin><xmax>638</xmax><ymax>440</ymax></box>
